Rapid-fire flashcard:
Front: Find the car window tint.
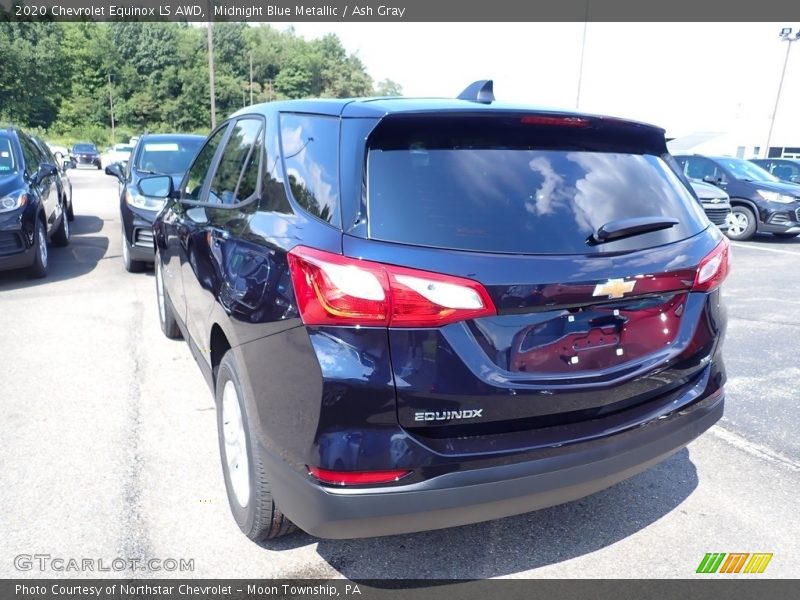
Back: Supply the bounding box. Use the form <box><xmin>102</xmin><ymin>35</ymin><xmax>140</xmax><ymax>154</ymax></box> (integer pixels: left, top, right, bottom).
<box><xmin>682</xmin><ymin>158</ymin><xmax>714</xmax><ymax>181</ymax></box>
<box><xmin>279</xmin><ymin>113</ymin><xmax>340</xmax><ymax>226</ymax></box>
<box><xmin>259</xmin><ymin>117</ymin><xmax>292</xmax><ymax>214</ymax></box>
<box><xmin>182</xmin><ymin>125</ymin><xmax>228</xmax><ymax>201</ymax></box>
<box><xmin>0</xmin><ymin>134</ymin><xmax>18</xmax><ymax>173</ymax></box>
<box><xmin>236</xmin><ymin>126</ymin><xmax>263</xmax><ymax>202</ymax></box>
<box><xmin>19</xmin><ymin>135</ymin><xmax>41</xmax><ymax>174</ymax></box>
<box><xmin>208</xmin><ymin>118</ymin><xmax>263</xmax><ymax>205</ymax></box>
<box><xmin>367</xmin><ymin>120</ymin><xmax>707</xmax><ymax>255</ymax></box>
<box><xmin>136</xmin><ymin>138</ymin><xmax>204</xmax><ymax>176</ymax></box>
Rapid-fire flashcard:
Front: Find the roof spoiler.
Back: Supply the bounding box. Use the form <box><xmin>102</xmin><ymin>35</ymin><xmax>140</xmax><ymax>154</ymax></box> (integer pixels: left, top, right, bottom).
<box><xmin>457</xmin><ymin>80</ymin><xmax>495</xmax><ymax>104</ymax></box>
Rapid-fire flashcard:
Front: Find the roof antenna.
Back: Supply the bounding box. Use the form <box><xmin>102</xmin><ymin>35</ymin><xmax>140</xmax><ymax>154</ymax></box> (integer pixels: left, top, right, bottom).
<box><xmin>457</xmin><ymin>80</ymin><xmax>495</xmax><ymax>104</ymax></box>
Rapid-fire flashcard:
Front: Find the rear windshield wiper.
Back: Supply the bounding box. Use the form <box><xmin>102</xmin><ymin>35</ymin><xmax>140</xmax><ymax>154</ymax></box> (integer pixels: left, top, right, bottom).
<box><xmin>589</xmin><ymin>216</ymin><xmax>679</xmax><ymax>245</ymax></box>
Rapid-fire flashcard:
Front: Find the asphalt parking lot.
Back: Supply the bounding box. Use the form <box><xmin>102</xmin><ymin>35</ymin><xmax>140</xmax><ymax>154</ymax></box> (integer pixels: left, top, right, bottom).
<box><xmin>1</xmin><ymin>169</ymin><xmax>798</xmax><ymax>579</ymax></box>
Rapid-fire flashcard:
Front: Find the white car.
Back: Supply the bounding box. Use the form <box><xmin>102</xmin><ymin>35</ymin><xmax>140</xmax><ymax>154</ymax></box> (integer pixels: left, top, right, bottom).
<box><xmin>46</xmin><ymin>142</ymin><xmax>69</xmax><ymax>159</ymax></box>
<box><xmin>105</xmin><ymin>143</ymin><xmax>134</xmax><ymax>167</ymax></box>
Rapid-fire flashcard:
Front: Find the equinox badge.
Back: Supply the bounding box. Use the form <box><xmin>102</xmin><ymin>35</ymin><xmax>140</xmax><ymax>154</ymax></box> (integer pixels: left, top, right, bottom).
<box><xmin>593</xmin><ymin>278</ymin><xmax>636</xmax><ymax>299</ymax></box>
<box><xmin>415</xmin><ymin>410</ymin><xmax>483</xmax><ymax>422</ymax></box>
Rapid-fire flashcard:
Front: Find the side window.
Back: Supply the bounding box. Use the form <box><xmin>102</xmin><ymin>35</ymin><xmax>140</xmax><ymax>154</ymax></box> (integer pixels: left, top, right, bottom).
<box><xmin>182</xmin><ymin>125</ymin><xmax>229</xmax><ymax>201</ymax></box>
<box><xmin>19</xmin><ymin>135</ymin><xmax>41</xmax><ymax>175</ymax></box>
<box><xmin>260</xmin><ymin>117</ymin><xmax>292</xmax><ymax>214</ymax></box>
<box><xmin>684</xmin><ymin>158</ymin><xmax>716</xmax><ymax>181</ymax></box>
<box><xmin>208</xmin><ymin>118</ymin><xmax>263</xmax><ymax>205</ymax></box>
<box><xmin>279</xmin><ymin>113</ymin><xmax>340</xmax><ymax>226</ymax></box>
<box><xmin>33</xmin><ymin>138</ymin><xmax>56</xmax><ymax>165</ymax></box>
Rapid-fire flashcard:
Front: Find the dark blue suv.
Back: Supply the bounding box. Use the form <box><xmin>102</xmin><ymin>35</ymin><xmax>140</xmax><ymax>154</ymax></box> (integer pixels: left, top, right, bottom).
<box><xmin>148</xmin><ymin>82</ymin><xmax>729</xmax><ymax>540</ymax></box>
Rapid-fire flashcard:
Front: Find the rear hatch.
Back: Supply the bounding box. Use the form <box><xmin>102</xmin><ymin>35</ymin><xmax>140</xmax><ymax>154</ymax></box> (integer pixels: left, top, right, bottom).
<box><xmin>348</xmin><ymin>113</ymin><xmax>726</xmax><ymax>438</ymax></box>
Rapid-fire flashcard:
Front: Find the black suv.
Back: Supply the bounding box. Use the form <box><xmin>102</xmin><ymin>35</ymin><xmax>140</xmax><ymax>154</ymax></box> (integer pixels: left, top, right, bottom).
<box><xmin>148</xmin><ymin>82</ymin><xmax>729</xmax><ymax>540</ymax></box>
<box><xmin>0</xmin><ymin>126</ymin><xmax>71</xmax><ymax>277</ymax></box>
<box><xmin>675</xmin><ymin>154</ymin><xmax>800</xmax><ymax>240</ymax></box>
<box><xmin>750</xmin><ymin>158</ymin><xmax>800</xmax><ymax>184</ymax></box>
<box><xmin>71</xmin><ymin>142</ymin><xmax>102</xmax><ymax>169</ymax></box>
<box><xmin>105</xmin><ymin>133</ymin><xmax>204</xmax><ymax>272</ymax></box>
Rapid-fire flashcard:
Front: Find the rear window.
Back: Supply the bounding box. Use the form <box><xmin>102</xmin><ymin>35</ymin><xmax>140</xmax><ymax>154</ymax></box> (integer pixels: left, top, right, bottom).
<box><xmin>0</xmin><ymin>134</ymin><xmax>17</xmax><ymax>173</ymax></box>
<box><xmin>367</xmin><ymin>118</ymin><xmax>707</xmax><ymax>254</ymax></box>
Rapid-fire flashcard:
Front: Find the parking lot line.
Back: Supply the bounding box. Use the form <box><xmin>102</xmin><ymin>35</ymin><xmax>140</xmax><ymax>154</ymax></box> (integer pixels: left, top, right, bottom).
<box><xmin>710</xmin><ymin>426</ymin><xmax>800</xmax><ymax>473</ymax></box>
<box><xmin>730</xmin><ymin>242</ymin><xmax>800</xmax><ymax>256</ymax></box>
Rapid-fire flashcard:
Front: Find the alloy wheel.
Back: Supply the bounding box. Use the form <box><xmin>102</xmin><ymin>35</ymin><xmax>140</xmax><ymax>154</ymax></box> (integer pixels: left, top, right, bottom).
<box><xmin>222</xmin><ymin>380</ymin><xmax>250</xmax><ymax>508</ymax></box>
<box><xmin>38</xmin><ymin>223</ymin><xmax>48</xmax><ymax>268</ymax></box>
<box><xmin>726</xmin><ymin>212</ymin><xmax>748</xmax><ymax>237</ymax></box>
<box><xmin>155</xmin><ymin>259</ymin><xmax>166</xmax><ymax>323</ymax></box>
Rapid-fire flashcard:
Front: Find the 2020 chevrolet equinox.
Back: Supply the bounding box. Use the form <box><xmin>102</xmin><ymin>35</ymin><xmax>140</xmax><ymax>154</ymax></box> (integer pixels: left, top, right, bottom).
<box><xmin>146</xmin><ymin>81</ymin><xmax>729</xmax><ymax>540</ymax></box>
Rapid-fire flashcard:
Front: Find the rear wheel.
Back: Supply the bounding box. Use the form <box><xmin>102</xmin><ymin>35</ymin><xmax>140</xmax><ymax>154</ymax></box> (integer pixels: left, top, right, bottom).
<box><xmin>28</xmin><ymin>220</ymin><xmax>49</xmax><ymax>278</ymax></box>
<box><xmin>772</xmin><ymin>232</ymin><xmax>799</xmax><ymax>239</ymax></box>
<box><xmin>155</xmin><ymin>255</ymin><xmax>181</xmax><ymax>339</ymax></box>
<box><xmin>216</xmin><ymin>351</ymin><xmax>296</xmax><ymax>541</ymax></box>
<box><xmin>724</xmin><ymin>206</ymin><xmax>757</xmax><ymax>241</ymax></box>
<box><xmin>51</xmin><ymin>205</ymin><xmax>70</xmax><ymax>247</ymax></box>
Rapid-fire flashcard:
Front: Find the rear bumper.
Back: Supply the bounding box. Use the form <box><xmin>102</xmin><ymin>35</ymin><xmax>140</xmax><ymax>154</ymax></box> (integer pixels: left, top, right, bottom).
<box><xmin>266</xmin><ymin>389</ymin><xmax>723</xmax><ymax>539</ymax></box>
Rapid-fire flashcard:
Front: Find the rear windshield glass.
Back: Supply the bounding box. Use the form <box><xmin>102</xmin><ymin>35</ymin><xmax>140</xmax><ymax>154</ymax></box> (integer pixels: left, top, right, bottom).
<box><xmin>0</xmin><ymin>134</ymin><xmax>17</xmax><ymax>173</ymax></box>
<box><xmin>135</xmin><ymin>138</ymin><xmax>204</xmax><ymax>175</ymax></box>
<box><xmin>367</xmin><ymin>118</ymin><xmax>707</xmax><ymax>254</ymax></box>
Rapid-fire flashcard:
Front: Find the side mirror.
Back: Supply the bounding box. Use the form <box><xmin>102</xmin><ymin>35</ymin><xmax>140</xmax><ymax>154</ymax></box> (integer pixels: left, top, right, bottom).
<box><xmin>62</xmin><ymin>158</ymin><xmax>76</xmax><ymax>171</ymax></box>
<box><xmin>138</xmin><ymin>175</ymin><xmax>173</xmax><ymax>199</ymax></box>
<box><xmin>702</xmin><ymin>174</ymin><xmax>725</xmax><ymax>186</ymax></box>
<box><xmin>33</xmin><ymin>163</ymin><xmax>58</xmax><ymax>184</ymax></box>
<box><xmin>104</xmin><ymin>163</ymin><xmax>125</xmax><ymax>183</ymax></box>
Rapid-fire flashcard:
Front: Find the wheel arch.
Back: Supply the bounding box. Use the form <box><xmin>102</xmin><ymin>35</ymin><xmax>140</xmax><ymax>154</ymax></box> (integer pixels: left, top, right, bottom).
<box><xmin>210</xmin><ymin>323</ymin><xmax>232</xmax><ymax>384</ymax></box>
<box><xmin>728</xmin><ymin>197</ymin><xmax>759</xmax><ymax>216</ymax></box>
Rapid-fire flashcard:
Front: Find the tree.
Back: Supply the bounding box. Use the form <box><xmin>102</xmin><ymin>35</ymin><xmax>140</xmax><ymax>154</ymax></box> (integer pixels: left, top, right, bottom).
<box><xmin>375</xmin><ymin>78</ymin><xmax>403</xmax><ymax>97</ymax></box>
<box><xmin>0</xmin><ymin>22</ymin><xmax>402</xmax><ymax>140</ymax></box>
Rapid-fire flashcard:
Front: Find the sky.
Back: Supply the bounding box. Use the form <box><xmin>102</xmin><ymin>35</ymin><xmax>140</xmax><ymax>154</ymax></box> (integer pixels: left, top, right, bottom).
<box><xmin>277</xmin><ymin>22</ymin><xmax>800</xmax><ymax>143</ymax></box>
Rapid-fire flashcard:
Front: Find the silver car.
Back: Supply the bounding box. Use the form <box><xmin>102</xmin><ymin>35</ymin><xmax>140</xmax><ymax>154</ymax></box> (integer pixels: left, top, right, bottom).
<box><xmin>691</xmin><ymin>180</ymin><xmax>732</xmax><ymax>231</ymax></box>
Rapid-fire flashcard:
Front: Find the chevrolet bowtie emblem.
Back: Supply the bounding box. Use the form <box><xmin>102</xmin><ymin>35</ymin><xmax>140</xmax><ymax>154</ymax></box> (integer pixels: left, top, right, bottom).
<box><xmin>592</xmin><ymin>278</ymin><xmax>636</xmax><ymax>299</ymax></box>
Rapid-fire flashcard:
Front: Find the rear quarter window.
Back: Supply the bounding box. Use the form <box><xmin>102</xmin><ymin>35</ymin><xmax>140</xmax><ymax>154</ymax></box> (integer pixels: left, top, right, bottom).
<box><xmin>279</xmin><ymin>113</ymin><xmax>340</xmax><ymax>227</ymax></box>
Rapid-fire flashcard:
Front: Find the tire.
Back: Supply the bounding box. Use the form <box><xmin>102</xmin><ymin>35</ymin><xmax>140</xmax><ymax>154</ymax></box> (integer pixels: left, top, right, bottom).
<box><xmin>772</xmin><ymin>232</ymin><xmax>799</xmax><ymax>239</ymax></box>
<box><xmin>51</xmin><ymin>205</ymin><xmax>70</xmax><ymax>247</ymax></box>
<box><xmin>155</xmin><ymin>256</ymin><xmax>182</xmax><ymax>339</ymax></box>
<box><xmin>28</xmin><ymin>219</ymin><xmax>49</xmax><ymax>278</ymax></box>
<box><xmin>121</xmin><ymin>223</ymin><xmax>145</xmax><ymax>273</ymax></box>
<box><xmin>67</xmin><ymin>199</ymin><xmax>74</xmax><ymax>222</ymax></box>
<box><xmin>216</xmin><ymin>351</ymin><xmax>296</xmax><ymax>541</ymax></box>
<box><xmin>724</xmin><ymin>206</ymin><xmax>757</xmax><ymax>241</ymax></box>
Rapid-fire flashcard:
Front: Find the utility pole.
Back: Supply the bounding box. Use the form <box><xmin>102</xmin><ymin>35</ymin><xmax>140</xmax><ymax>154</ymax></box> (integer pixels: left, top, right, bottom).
<box><xmin>207</xmin><ymin>16</ymin><xmax>217</xmax><ymax>128</ymax></box>
<box><xmin>108</xmin><ymin>74</ymin><xmax>115</xmax><ymax>145</ymax></box>
<box><xmin>575</xmin><ymin>0</ymin><xmax>589</xmax><ymax>109</ymax></box>
<box><xmin>764</xmin><ymin>28</ymin><xmax>800</xmax><ymax>158</ymax></box>
<box><xmin>249</xmin><ymin>51</ymin><xmax>254</xmax><ymax>105</ymax></box>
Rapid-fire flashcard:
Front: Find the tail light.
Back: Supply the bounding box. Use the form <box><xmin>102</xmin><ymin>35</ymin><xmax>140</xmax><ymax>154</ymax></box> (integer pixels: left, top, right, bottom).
<box><xmin>287</xmin><ymin>246</ymin><xmax>496</xmax><ymax>327</ymax></box>
<box><xmin>520</xmin><ymin>115</ymin><xmax>590</xmax><ymax>127</ymax></box>
<box><xmin>308</xmin><ymin>466</ymin><xmax>412</xmax><ymax>486</ymax></box>
<box><xmin>693</xmin><ymin>238</ymin><xmax>731</xmax><ymax>292</ymax></box>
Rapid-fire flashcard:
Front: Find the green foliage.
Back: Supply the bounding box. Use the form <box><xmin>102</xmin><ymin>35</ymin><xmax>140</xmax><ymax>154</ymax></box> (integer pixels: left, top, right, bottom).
<box><xmin>0</xmin><ymin>22</ymin><xmax>402</xmax><ymax>140</ymax></box>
